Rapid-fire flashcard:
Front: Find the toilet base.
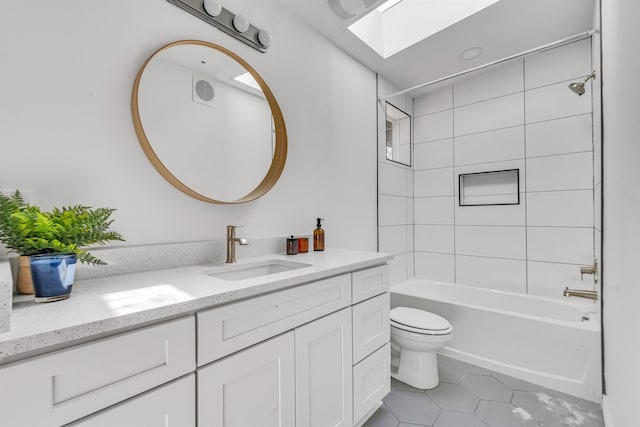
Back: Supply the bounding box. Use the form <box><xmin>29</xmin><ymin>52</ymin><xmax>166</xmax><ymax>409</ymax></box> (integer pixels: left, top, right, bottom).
<box><xmin>391</xmin><ymin>349</ymin><xmax>439</xmax><ymax>390</ymax></box>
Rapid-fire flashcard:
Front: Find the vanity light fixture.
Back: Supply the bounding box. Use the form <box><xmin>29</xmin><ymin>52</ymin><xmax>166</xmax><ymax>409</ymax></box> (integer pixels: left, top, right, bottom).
<box><xmin>166</xmin><ymin>0</ymin><xmax>270</xmax><ymax>52</ymax></box>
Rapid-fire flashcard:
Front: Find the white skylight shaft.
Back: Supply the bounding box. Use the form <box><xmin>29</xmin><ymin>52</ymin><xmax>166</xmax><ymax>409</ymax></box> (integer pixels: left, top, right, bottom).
<box><xmin>349</xmin><ymin>0</ymin><xmax>501</xmax><ymax>58</ymax></box>
<box><xmin>233</xmin><ymin>72</ymin><xmax>261</xmax><ymax>91</ymax></box>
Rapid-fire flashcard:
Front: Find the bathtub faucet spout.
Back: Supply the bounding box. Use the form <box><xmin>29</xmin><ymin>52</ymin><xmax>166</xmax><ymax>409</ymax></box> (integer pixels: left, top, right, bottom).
<box><xmin>563</xmin><ymin>287</ymin><xmax>598</xmax><ymax>301</ymax></box>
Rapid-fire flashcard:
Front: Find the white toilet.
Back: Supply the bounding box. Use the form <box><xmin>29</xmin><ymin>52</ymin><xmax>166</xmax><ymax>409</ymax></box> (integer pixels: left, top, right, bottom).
<box><xmin>390</xmin><ymin>307</ymin><xmax>453</xmax><ymax>390</ymax></box>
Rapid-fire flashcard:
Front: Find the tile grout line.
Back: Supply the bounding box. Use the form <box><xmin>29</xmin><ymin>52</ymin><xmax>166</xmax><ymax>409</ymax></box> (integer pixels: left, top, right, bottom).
<box><xmin>523</xmin><ymin>57</ymin><xmax>530</xmax><ymax>295</ymax></box>
<box><xmin>451</xmin><ymin>84</ymin><xmax>457</xmax><ymax>283</ymax></box>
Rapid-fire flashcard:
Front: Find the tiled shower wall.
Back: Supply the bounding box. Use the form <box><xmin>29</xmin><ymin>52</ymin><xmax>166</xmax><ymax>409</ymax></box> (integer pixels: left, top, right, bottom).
<box><xmin>377</xmin><ymin>77</ymin><xmax>414</xmax><ymax>284</ymax></box>
<box><xmin>412</xmin><ymin>39</ymin><xmax>598</xmax><ymax>298</ymax></box>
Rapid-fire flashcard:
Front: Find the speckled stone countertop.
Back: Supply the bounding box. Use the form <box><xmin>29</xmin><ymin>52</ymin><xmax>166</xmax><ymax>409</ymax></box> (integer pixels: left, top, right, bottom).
<box><xmin>0</xmin><ymin>248</ymin><xmax>392</xmax><ymax>365</ymax></box>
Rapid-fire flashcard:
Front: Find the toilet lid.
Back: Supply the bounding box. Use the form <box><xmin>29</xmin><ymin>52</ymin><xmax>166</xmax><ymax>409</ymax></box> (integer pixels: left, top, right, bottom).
<box><xmin>390</xmin><ymin>307</ymin><xmax>451</xmax><ymax>331</ymax></box>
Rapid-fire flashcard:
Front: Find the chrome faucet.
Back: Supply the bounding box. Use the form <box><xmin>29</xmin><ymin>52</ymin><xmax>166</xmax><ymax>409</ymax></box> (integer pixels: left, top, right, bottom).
<box><xmin>226</xmin><ymin>225</ymin><xmax>248</xmax><ymax>263</ymax></box>
<box><xmin>580</xmin><ymin>260</ymin><xmax>598</xmax><ymax>284</ymax></box>
<box><xmin>563</xmin><ymin>287</ymin><xmax>598</xmax><ymax>301</ymax></box>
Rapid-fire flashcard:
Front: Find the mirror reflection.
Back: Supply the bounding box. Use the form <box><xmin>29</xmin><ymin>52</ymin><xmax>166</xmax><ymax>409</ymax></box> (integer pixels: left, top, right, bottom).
<box><xmin>385</xmin><ymin>102</ymin><xmax>411</xmax><ymax>166</ymax></box>
<box><xmin>132</xmin><ymin>41</ymin><xmax>286</xmax><ymax>204</ymax></box>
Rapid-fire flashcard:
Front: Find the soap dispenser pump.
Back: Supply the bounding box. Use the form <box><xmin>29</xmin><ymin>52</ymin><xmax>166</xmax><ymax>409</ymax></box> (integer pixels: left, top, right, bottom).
<box><xmin>313</xmin><ymin>218</ymin><xmax>325</xmax><ymax>251</ymax></box>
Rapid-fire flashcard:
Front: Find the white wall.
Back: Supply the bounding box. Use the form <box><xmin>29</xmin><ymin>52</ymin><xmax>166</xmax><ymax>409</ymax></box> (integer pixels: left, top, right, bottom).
<box><xmin>601</xmin><ymin>0</ymin><xmax>640</xmax><ymax>425</ymax></box>
<box><xmin>412</xmin><ymin>40</ymin><xmax>598</xmax><ymax>298</ymax></box>
<box><xmin>0</xmin><ymin>0</ymin><xmax>377</xmax><ymax>253</ymax></box>
<box><xmin>377</xmin><ymin>77</ymin><xmax>413</xmax><ymax>284</ymax></box>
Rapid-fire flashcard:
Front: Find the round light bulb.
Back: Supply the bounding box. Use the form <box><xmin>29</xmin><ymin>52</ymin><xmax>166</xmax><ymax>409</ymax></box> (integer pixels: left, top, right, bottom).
<box><xmin>232</xmin><ymin>14</ymin><xmax>250</xmax><ymax>33</ymax></box>
<box><xmin>257</xmin><ymin>30</ymin><xmax>271</xmax><ymax>48</ymax></box>
<box><xmin>203</xmin><ymin>0</ymin><xmax>222</xmax><ymax>17</ymax></box>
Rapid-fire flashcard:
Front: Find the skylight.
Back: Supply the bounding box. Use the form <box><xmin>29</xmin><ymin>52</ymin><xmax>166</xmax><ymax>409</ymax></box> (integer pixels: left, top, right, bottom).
<box><xmin>349</xmin><ymin>0</ymin><xmax>501</xmax><ymax>58</ymax></box>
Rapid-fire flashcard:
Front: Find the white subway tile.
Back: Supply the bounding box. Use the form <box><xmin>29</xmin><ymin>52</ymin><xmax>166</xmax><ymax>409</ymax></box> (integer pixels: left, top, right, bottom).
<box><xmin>455</xmin><ymin>255</ymin><xmax>526</xmax><ymax>293</ymax></box>
<box><xmin>527</xmin><ymin>227</ymin><xmax>594</xmax><ymax>264</ymax></box>
<box><xmin>415</xmin><ymin>252</ymin><xmax>455</xmax><ymax>282</ymax></box>
<box><xmin>378</xmin><ymin>162</ymin><xmax>407</xmax><ymax>196</ymax></box>
<box><xmin>414</xmin><ymin>110</ymin><xmax>453</xmax><ymax>142</ymax></box>
<box><xmin>526</xmin><ymin>114</ymin><xmax>593</xmax><ymax>158</ymax></box>
<box><xmin>378</xmin><ymin>225</ymin><xmax>408</xmax><ymax>255</ymax></box>
<box><xmin>524</xmin><ymin>39</ymin><xmax>592</xmax><ymax>90</ymax></box>
<box><xmin>406</xmin><ymin>197</ymin><xmax>414</xmax><ymax>224</ymax></box>
<box><xmin>525</xmin><ymin>80</ymin><xmax>592</xmax><ymax>123</ymax></box>
<box><xmin>455</xmin><ymin>196</ymin><xmax>525</xmax><ymax>226</ymax></box>
<box><xmin>378</xmin><ymin>195</ymin><xmax>407</xmax><ymax>226</ymax></box>
<box><xmin>454</xmin><ymin>93</ymin><xmax>524</xmax><ymax>136</ymax></box>
<box><xmin>406</xmin><ymin>169</ymin><xmax>414</xmax><ymax>197</ymax></box>
<box><xmin>455</xmin><ymin>225</ymin><xmax>526</xmax><ymax>259</ymax></box>
<box><xmin>414</xmin><ymin>168</ymin><xmax>454</xmax><ymax>197</ymax></box>
<box><xmin>526</xmin><ymin>190</ymin><xmax>593</xmax><ymax>227</ymax></box>
<box><xmin>454</xmin><ymin>59</ymin><xmax>524</xmax><ymax>107</ymax></box>
<box><xmin>414</xmin><ymin>196</ymin><xmax>455</xmax><ymax>225</ymax></box>
<box><xmin>454</xmin><ymin>126</ymin><xmax>525</xmax><ymax>166</ymax></box>
<box><xmin>526</xmin><ymin>152</ymin><xmax>593</xmax><ymax>192</ymax></box>
<box><xmin>415</xmin><ymin>225</ymin><xmax>455</xmax><ymax>254</ymax></box>
<box><xmin>414</xmin><ymin>139</ymin><xmax>453</xmax><ymax>170</ymax></box>
<box><xmin>414</xmin><ymin>85</ymin><xmax>453</xmax><ymax>116</ymax></box>
<box><xmin>527</xmin><ymin>261</ymin><xmax>595</xmax><ymax>300</ymax></box>
<box><xmin>455</xmin><ymin>160</ymin><xmax>525</xmax><ymax>195</ymax></box>
<box><xmin>407</xmin><ymin>224</ymin><xmax>414</xmax><ymax>251</ymax></box>
<box><xmin>388</xmin><ymin>253</ymin><xmax>409</xmax><ymax>284</ymax></box>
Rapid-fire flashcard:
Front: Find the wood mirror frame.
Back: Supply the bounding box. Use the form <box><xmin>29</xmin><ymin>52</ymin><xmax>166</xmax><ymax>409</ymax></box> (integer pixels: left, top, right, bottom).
<box><xmin>131</xmin><ymin>40</ymin><xmax>287</xmax><ymax>204</ymax></box>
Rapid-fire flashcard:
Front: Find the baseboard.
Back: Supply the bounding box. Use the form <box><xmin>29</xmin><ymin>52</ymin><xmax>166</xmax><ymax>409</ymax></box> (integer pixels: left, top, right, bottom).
<box><xmin>601</xmin><ymin>394</ymin><xmax>614</xmax><ymax>427</ymax></box>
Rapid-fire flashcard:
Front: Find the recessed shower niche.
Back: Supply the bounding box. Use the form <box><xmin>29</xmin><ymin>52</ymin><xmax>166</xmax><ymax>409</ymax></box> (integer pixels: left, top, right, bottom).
<box><xmin>458</xmin><ymin>169</ymin><xmax>520</xmax><ymax>206</ymax></box>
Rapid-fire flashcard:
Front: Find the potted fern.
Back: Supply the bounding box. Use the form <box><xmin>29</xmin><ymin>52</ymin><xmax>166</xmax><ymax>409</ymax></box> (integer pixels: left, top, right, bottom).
<box><xmin>0</xmin><ymin>191</ymin><xmax>124</xmax><ymax>302</ymax></box>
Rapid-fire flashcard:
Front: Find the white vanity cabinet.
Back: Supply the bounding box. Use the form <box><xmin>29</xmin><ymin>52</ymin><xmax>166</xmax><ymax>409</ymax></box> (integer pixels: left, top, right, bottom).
<box><xmin>197</xmin><ymin>265</ymin><xmax>391</xmax><ymax>427</ymax></box>
<box><xmin>0</xmin><ymin>316</ymin><xmax>195</xmax><ymax>427</ymax></box>
<box><xmin>67</xmin><ymin>375</ymin><xmax>196</xmax><ymax>427</ymax></box>
<box><xmin>0</xmin><ymin>260</ymin><xmax>390</xmax><ymax>427</ymax></box>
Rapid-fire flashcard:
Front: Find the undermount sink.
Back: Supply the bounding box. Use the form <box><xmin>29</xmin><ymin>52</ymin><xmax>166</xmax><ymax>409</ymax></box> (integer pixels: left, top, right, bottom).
<box><xmin>205</xmin><ymin>259</ymin><xmax>311</xmax><ymax>281</ymax></box>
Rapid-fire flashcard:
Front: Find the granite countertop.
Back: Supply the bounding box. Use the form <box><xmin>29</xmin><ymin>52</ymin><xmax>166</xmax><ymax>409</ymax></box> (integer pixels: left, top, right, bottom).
<box><xmin>0</xmin><ymin>248</ymin><xmax>392</xmax><ymax>365</ymax></box>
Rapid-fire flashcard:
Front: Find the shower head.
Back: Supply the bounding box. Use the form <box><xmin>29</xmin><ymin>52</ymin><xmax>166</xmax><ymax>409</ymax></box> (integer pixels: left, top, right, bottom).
<box><xmin>568</xmin><ymin>72</ymin><xmax>596</xmax><ymax>96</ymax></box>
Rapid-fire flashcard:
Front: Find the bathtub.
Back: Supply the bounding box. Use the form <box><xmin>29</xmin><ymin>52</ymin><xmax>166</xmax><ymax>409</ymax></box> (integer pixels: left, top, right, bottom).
<box><xmin>391</xmin><ymin>279</ymin><xmax>601</xmax><ymax>402</ymax></box>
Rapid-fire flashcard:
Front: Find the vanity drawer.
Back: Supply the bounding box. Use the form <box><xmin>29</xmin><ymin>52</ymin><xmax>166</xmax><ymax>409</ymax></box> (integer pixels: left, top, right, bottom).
<box><xmin>353</xmin><ymin>342</ymin><xmax>391</xmax><ymax>425</ymax></box>
<box><xmin>352</xmin><ymin>292</ymin><xmax>390</xmax><ymax>364</ymax></box>
<box><xmin>68</xmin><ymin>374</ymin><xmax>196</xmax><ymax>427</ymax></box>
<box><xmin>351</xmin><ymin>265</ymin><xmax>390</xmax><ymax>304</ymax></box>
<box><xmin>0</xmin><ymin>316</ymin><xmax>195</xmax><ymax>427</ymax></box>
<box><xmin>198</xmin><ymin>274</ymin><xmax>351</xmax><ymax>365</ymax></box>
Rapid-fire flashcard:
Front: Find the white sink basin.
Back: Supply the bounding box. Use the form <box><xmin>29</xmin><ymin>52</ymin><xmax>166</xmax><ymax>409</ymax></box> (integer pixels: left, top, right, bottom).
<box><xmin>205</xmin><ymin>259</ymin><xmax>311</xmax><ymax>281</ymax></box>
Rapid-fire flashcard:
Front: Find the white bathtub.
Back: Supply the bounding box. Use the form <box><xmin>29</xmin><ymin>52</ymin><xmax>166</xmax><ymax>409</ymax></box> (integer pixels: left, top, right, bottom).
<box><xmin>391</xmin><ymin>279</ymin><xmax>601</xmax><ymax>402</ymax></box>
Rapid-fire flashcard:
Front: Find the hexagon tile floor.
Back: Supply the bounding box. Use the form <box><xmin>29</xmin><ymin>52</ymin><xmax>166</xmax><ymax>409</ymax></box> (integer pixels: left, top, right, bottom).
<box><xmin>363</xmin><ymin>355</ymin><xmax>603</xmax><ymax>427</ymax></box>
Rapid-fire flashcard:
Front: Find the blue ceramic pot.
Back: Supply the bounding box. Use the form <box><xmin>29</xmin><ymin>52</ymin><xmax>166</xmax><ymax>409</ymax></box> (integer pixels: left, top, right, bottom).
<box><xmin>30</xmin><ymin>254</ymin><xmax>77</xmax><ymax>303</ymax></box>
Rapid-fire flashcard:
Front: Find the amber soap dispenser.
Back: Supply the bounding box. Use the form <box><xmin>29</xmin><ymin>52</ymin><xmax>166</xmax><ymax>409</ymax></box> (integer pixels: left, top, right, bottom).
<box><xmin>313</xmin><ymin>218</ymin><xmax>325</xmax><ymax>251</ymax></box>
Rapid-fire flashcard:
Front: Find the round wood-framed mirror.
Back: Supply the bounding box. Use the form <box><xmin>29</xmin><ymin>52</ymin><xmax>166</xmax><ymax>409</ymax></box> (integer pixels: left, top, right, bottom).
<box><xmin>131</xmin><ymin>40</ymin><xmax>287</xmax><ymax>204</ymax></box>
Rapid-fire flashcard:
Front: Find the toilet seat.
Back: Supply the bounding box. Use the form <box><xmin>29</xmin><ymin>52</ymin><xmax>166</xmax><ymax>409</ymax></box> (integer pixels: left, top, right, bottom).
<box><xmin>391</xmin><ymin>307</ymin><xmax>452</xmax><ymax>336</ymax></box>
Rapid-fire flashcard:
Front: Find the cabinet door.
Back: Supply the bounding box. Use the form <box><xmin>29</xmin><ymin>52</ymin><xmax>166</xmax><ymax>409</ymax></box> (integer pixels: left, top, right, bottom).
<box><xmin>68</xmin><ymin>375</ymin><xmax>195</xmax><ymax>427</ymax></box>
<box><xmin>352</xmin><ymin>293</ymin><xmax>390</xmax><ymax>364</ymax></box>
<box><xmin>295</xmin><ymin>308</ymin><xmax>353</xmax><ymax>427</ymax></box>
<box><xmin>198</xmin><ymin>332</ymin><xmax>295</xmax><ymax>427</ymax></box>
<box><xmin>353</xmin><ymin>343</ymin><xmax>391</xmax><ymax>425</ymax></box>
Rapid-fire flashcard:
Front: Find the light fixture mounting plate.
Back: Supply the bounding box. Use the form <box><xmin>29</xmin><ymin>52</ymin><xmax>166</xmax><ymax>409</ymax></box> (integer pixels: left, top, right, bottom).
<box><xmin>167</xmin><ymin>0</ymin><xmax>268</xmax><ymax>52</ymax></box>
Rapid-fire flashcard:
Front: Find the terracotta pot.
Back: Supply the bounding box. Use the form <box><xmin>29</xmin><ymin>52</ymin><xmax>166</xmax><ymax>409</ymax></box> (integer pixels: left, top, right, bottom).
<box><xmin>16</xmin><ymin>255</ymin><xmax>34</xmax><ymax>295</ymax></box>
